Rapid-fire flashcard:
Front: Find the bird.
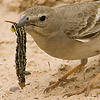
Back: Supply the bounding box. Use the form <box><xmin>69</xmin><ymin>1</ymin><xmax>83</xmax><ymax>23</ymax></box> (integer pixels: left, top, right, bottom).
<box><xmin>16</xmin><ymin>1</ymin><xmax>100</xmax><ymax>96</ymax></box>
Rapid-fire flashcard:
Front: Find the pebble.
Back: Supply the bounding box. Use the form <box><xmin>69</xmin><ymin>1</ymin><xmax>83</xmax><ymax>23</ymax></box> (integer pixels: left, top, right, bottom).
<box><xmin>9</xmin><ymin>87</ymin><xmax>20</xmax><ymax>92</ymax></box>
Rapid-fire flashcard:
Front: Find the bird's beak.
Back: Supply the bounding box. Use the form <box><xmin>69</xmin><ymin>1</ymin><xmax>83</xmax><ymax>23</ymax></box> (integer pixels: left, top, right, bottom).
<box><xmin>16</xmin><ymin>16</ymin><xmax>30</xmax><ymax>28</ymax></box>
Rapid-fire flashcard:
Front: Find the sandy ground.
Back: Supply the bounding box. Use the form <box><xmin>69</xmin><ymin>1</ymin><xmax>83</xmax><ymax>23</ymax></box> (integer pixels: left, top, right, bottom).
<box><xmin>1</xmin><ymin>0</ymin><xmax>100</xmax><ymax>100</ymax></box>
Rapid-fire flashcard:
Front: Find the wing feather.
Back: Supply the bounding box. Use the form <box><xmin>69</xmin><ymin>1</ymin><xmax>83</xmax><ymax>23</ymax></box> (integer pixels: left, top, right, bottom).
<box><xmin>62</xmin><ymin>1</ymin><xmax>100</xmax><ymax>42</ymax></box>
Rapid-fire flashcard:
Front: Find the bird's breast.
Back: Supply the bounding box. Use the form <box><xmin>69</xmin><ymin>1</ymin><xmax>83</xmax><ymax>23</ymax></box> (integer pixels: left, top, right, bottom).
<box><xmin>30</xmin><ymin>31</ymin><xmax>100</xmax><ymax>60</ymax></box>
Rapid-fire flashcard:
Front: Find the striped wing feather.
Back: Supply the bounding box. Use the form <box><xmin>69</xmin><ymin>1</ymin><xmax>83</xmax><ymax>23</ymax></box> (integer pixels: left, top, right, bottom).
<box><xmin>62</xmin><ymin>1</ymin><xmax>100</xmax><ymax>42</ymax></box>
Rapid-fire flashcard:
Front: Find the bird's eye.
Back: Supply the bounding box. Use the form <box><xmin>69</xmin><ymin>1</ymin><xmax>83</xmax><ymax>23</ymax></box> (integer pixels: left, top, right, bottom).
<box><xmin>26</xmin><ymin>17</ymin><xmax>29</xmax><ymax>20</ymax></box>
<box><xmin>39</xmin><ymin>15</ymin><xmax>46</xmax><ymax>21</ymax></box>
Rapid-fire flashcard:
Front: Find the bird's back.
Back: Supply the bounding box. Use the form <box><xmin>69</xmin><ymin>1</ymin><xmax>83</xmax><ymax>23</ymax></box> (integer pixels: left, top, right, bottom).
<box><xmin>54</xmin><ymin>1</ymin><xmax>100</xmax><ymax>39</ymax></box>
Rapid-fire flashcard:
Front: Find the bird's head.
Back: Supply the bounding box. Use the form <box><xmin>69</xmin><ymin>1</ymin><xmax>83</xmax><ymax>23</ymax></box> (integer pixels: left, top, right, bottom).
<box><xmin>17</xmin><ymin>6</ymin><xmax>61</xmax><ymax>37</ymax></box>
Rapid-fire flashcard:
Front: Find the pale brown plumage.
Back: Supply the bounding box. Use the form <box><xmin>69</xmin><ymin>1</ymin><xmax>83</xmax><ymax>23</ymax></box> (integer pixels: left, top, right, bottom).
<box><xmin>17</xmin><ymin>1</ymin><xmax>100</xmax><ymax>96</ymax></box>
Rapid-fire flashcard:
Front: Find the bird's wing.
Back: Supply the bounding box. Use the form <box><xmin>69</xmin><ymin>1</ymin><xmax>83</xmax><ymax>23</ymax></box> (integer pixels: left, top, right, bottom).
<box><xmin>61</xmin><ymin>1</ymin><xmax>100</xmax><ymax>42</ymax></box>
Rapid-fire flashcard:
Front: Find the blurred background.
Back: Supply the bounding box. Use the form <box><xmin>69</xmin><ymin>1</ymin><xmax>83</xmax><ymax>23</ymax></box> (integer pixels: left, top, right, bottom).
<box><xmin>0</xmin><ymin>0</ymin><xmax>100</xmax><ymax>100</ymax></box>
<box><xmin>1</xmin><ymin>0</ymin><xmax>98</xmax><ymax>12</ymax></box>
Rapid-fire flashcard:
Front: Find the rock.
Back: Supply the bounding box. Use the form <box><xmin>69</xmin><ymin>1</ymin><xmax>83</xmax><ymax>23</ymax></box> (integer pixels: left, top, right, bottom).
<box><xmin>9</xmin><ymin>87</ymin><xmax>20</xmax><ymax>92</ymax></box>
